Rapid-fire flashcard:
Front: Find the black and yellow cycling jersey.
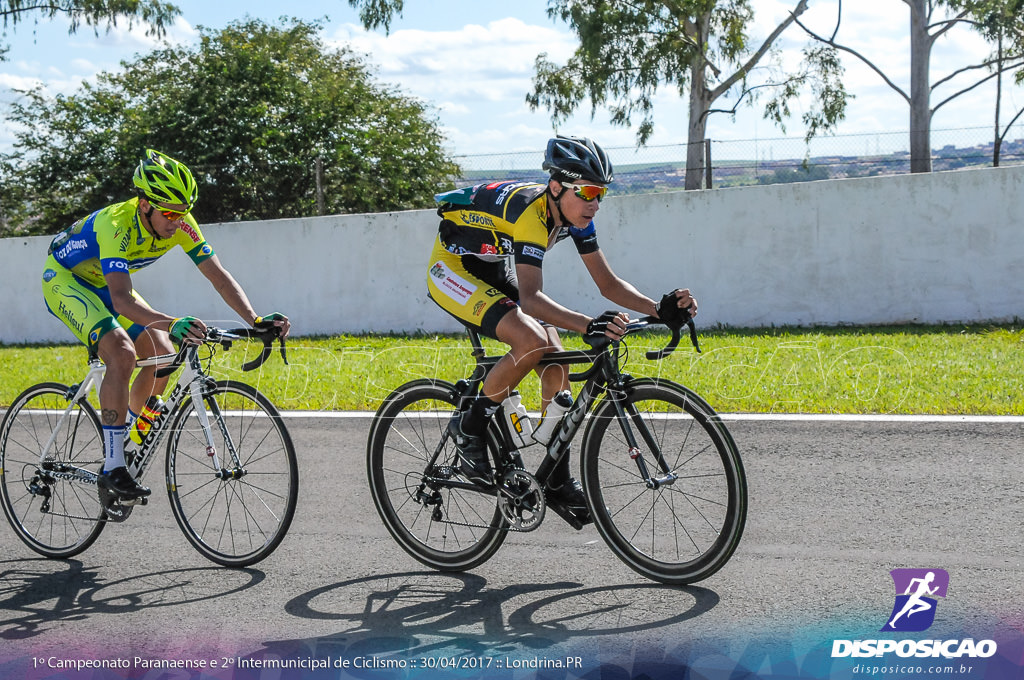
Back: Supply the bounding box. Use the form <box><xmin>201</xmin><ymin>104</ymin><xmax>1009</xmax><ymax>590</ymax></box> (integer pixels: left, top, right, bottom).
<box><xmin>427</xmin><ymin>181</ymin><xmax>600</xmax><ymax>338</ymax></box>
<box><xmin>41</xmin><ymin>197</ymin><xmax>215</xmax><ymax>350</ymax></box>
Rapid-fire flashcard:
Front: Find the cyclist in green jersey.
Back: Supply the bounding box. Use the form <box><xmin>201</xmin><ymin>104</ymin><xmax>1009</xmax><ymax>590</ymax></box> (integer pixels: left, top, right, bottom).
<box><xmin>428</xmin><ymin>135</ymin><xmax>696</xmax><ymax>520</ymax></box>
<box><xmin>41</xmin><ymin>149</ymin><xmax>289</xmax><ymax>500</ymax></box>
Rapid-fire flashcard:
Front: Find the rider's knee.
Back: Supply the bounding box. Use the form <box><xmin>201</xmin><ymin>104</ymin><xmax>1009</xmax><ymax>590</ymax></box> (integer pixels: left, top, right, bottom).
<box><xmin>135</xmin><ymin>326</ymin><xmax>173</xmax><ymax>357</ymax></box>
<box><xmin>99</xmin><ymin>331</ymin><xmax>136</xmax><ymax>372</ymax></box>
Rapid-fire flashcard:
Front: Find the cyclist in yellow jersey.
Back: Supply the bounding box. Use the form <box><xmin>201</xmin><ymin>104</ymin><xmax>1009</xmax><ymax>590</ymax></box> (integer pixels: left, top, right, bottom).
<box><xmin>427</xmin><ymin>135</ymin><xmax>697</xmax><ymax>518</ymax></box>
<box><xmin>41</xmin><ymin>149</ymin><xmax>290</xmax><ymax>500</ymax></box>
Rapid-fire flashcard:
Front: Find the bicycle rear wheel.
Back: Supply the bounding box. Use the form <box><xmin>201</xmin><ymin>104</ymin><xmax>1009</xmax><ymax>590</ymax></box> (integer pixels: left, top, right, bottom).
<box><xmin>366</xmin><ymin>379</ymin><xmax>507</xmax><ymax>571</ymax></box>
<box><xmin>0</xmin><ymin>382</ymin><xmax>106</xmax><ymax>558</ymax></box>
<box><xmin>165</xmin><ymin>380</ymin><xmax>297</xmax><ymax>567</ymax></box>
<box><xmin>581</xmin><ymin>379</ymin><xmax>746</xmax><ymax>585</ymax></box>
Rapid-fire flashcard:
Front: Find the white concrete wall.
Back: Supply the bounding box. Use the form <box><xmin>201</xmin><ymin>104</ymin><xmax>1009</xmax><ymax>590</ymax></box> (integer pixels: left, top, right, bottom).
<box><xmin>3</xmin><ymin>165</ymin><xmax>1022</xmax><ymax>344</ymax></box>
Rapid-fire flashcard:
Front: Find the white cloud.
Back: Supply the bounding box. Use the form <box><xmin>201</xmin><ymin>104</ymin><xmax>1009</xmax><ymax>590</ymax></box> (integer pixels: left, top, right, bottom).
<box><xmin>329</xmin><ymin>17</ymin><xmax>575</xmax><ymax>103</ymax></box>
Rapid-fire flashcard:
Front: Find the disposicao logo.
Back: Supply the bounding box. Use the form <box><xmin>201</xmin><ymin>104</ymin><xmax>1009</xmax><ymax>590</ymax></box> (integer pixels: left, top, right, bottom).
<box><xmin>882</xmin><ymin>568</ymin><xmax>948</xmax><ymax>632</ymax></box>
<box><xmin>831</xmin><ymin>568</ymin><xmax>997</xmax><ymax>660</ymax></box>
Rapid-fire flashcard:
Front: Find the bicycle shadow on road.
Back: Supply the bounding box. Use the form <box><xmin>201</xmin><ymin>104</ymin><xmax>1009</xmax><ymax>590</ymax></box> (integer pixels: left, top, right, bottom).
<box><xmin>253</xmin><ymin>570</ymin><xmax>719</xmax><ymax>662</ymax></box>
<box><xmin>0</xmin><ymin>557</ymin><xmax>265</xmax><ymax>641</ymax></box>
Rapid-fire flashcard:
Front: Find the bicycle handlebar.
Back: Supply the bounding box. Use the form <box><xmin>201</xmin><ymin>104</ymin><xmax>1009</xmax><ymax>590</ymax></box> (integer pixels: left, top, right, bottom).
<box><xmin>567</xmin><ymin>311</ymin><xmax>700</xmax><ymax>382</ymax></box>
<box><xmin>634</xmin><ymin>310</ymin><xmax>701</xmax><ymax>360</ymax></box>
<box><xmin>153</xmin><ymin>325</ymin><xmax>288</xmax><ymax>378</ymax></box>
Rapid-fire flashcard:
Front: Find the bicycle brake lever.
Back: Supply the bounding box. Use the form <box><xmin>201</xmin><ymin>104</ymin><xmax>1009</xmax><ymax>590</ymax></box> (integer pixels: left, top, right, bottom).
<box><xmin>278</xmin><ymin>336</ymin><xmax>289</xmax><ymax>366</ymax></box>
<box><xmin>643</xmin><ymin>313</ymin><xmax>701</xmax><ymax>360</ymax></box>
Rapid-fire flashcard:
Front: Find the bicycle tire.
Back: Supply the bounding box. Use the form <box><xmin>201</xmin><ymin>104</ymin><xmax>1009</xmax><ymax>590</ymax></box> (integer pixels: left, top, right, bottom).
<box><xmin>0</xmin><ymin>382</ymin><xmax>106</xmax><ymax>558</ymax></box>
<box><xmin>580</xmin><ymin>379</ymin><xmax>747</xmax><ymax>585</ymax></box>
<box><xmin>165</xmin><ymin>380</ymin><xmax>297</xmax><ymax>567</ymax></box>
<box><xmin>366</xmin><ymin>379</ymin><xmax>507</xmax><ymax>571</ymax></box>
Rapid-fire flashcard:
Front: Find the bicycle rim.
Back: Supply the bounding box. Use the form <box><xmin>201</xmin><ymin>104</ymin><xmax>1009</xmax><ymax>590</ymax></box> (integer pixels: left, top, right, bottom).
<box><xmin>165</xmin><ymin>380</ymin><xmax>297</xmax><ymax>567</ymax></box>
<box><xmin>581</xmin><ymin>380</ymin><xmax>747</xmax><ymax>585</ymax></box>
<box><xmin>0</xmin><ymin>383</ymin><xmax>106</xmax><ymax>558</ymax></box>
<box><xmin>366</xmin><ymin>379</ymin><xmax>507</xmax><ymax>571</ymax></box>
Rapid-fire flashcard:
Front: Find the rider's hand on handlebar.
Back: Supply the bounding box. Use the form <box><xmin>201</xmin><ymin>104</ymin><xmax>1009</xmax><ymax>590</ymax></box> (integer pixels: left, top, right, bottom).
<box><xmin>254</xmin><ymin>312</ymin><xmax>290</xmax><ymax>339</ymax></box>
<box><xmin>169</xmin><ymin>316</ymin><xmax>207</xmax><ymax>345</ymax></box>
<box><xmin>585</xmin><ymin>310</ymin><xmax>629</xmax><ymax>342</ymax></box>
<box><xmin>655</xmin><ymin>289</ymin><xmax>697</xmax><ymax>328</ymax></box>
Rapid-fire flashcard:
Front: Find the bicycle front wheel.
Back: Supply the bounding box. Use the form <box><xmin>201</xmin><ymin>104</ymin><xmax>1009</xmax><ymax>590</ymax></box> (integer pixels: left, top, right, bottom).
<box><xmin>581</xmin><ymin>379</ymin><xmax>747</xmax><ymax>585</ymax></box>
<box><xmin>366</xmin><ymin>379</ymin><xmax>507</xmax><ymax>571</ymax></box>
<box><xmin>165</xmin><ymin>380</ymin><xmax>297</xmax><ymax>567</ymax></box>
<box><xmin>0</xmin><ymin>382</ymin><xmax>106</xmax><ymax>558</ymax></box>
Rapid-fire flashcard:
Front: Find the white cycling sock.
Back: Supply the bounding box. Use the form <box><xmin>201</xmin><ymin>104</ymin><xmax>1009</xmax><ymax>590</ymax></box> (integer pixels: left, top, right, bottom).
<box><xmin>102</xmin><ymin>425</ymin><xmax>127</xmax><ymax>472</ymax></box>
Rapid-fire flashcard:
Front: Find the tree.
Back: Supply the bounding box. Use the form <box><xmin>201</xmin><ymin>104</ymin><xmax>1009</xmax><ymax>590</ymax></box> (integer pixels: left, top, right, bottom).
<box><xmin>0</xmin><ymin>18</ymin><xmax>459</xmax><ymax>235</ymax></box>
<box><xmin>796</xmin><ymin>0</ymin><xmax>1024</xmax><ymax>173</ymax></box>
<box><xmin>0</xmin><ymin>0</ymin><xmax>180</xmax><ymax>50</ymax></box>
<box><xmin>347</xmin><ymin>0</ymin><xmax>849</xmax><ymax>191</ymax></box>
<box><xmin>970</xmin><ymin>0</ymin><xmax>1024</xmax><ymax>165</ymax></box>
<box><xmin>528</xmin><ymin>1</ymin><xmax>850</xmax><ymax>190</ymax></box>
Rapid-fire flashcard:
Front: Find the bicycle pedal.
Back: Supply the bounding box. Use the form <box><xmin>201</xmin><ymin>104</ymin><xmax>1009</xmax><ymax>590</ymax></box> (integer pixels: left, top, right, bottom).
<box><xmin>546</xmin><ymin>500</ymin><xmax>591</xmax><ymax>530</ymax></box>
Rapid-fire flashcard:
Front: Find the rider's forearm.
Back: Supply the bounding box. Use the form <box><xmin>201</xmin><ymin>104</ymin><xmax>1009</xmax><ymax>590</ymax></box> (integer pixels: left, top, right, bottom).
<box><xmin>111</xmin><ymin>293</ymin><xmax>176</xmax><ymax>333</ymax></box>
<box><xmin>519</xmin><ymin>291</ymin><xmax>591</xmax><ymax>333</ymax></box>
<box><xmin>211</xmin><ymin>273</ymin><xmax>258</xmax><ymax>325</ymax></box>
<box><xmin>598</xmin><ymin>278</ymin><xmax>657</xmax><ymax>317</ymax></box>
<box><xmin>200</xmin><ymin>260</ymin><xmax>259</xmax><ymax>325</ymax></box>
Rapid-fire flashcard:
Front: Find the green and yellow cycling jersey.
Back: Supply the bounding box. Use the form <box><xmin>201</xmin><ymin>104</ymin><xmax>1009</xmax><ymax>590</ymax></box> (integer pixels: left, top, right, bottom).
<box><xmin>47</xmin><ymin>197</ymin><xmax>214</xmax><ymax>287</ymax></box>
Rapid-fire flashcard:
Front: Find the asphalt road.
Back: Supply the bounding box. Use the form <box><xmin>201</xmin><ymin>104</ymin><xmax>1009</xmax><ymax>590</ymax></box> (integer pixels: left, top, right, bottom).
<box><xmin>1</xmin><ymin>416</ymin><xmax>1021</xmax><ymax>678</ymax></box>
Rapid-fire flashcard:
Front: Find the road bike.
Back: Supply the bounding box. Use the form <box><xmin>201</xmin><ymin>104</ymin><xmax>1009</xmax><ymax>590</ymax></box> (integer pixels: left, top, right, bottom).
<box><xmin>0</xmin><ymin>326</ymin><xmax>297</xmax><ymax>567</ymax></box>
<box><xmin>366</xmin><ymin>315</ymin><xmax>747</xmax><ymax>585</ymax></box>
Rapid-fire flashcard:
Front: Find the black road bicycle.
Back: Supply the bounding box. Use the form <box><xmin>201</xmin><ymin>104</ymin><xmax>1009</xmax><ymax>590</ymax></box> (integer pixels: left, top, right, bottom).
<box><xmin>0</xmin><ymin>326</ymin><xmax>296</xmax><ymax>567</ymax></box>
<box><xmin>366</xmin><ymin>315</ymin><xmax>747</xmax><ymax>585</ymax></box>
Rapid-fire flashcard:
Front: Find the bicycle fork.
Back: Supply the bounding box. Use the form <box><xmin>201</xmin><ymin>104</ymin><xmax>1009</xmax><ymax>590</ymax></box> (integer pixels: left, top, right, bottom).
<box><xmin>606</xmin><ymin>384</ymin><xmax>678</xmax><ymax>490</ymax></box>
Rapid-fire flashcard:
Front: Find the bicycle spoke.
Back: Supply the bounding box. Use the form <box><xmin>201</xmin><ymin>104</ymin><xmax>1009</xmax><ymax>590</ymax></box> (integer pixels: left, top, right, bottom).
<box><xmin>582</xmin><ymin>382</ymin><xmax>746</xmax><ymax>585</ymax></box>
<box><xmin>166</xmin><ymin>381</ymin><xmax>296</xmax><ymax>567</ymax></box>
<box><xmin>367</xmin><ymin>381</ymin><xmax>507</xmax><ymax>571</ymax></box>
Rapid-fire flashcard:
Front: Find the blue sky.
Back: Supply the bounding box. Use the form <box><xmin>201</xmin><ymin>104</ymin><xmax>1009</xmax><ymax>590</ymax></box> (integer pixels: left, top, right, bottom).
<box><xmin>0</xmin><ymin>0</ymin><xmax>1017</xmax><ymax>164</ymax></box>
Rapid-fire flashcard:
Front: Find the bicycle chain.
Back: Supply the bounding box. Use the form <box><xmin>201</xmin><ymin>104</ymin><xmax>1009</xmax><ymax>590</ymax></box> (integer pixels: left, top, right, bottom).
<box><xmin>424</xmin><ymin>468</ymin><xmax>546</xmax><ymax>533</ymax></box>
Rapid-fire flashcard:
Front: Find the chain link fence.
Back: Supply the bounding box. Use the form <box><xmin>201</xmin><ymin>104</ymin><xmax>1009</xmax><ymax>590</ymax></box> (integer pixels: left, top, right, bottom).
<box><xmin>452</xmin><ymin>125</ymin><xmax>1024</xmax><ymax>193</ymax></box>
<box><xmin>3</xmin><ymin>125</ymin><xmax>1021</xmax><ymax>236</ymax></box>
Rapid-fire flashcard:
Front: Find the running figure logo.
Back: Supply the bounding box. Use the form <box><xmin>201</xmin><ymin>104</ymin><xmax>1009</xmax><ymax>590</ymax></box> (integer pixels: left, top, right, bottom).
<box><xmin>881</xmin><ymin>568</ymin><xmax>949</xmax><ymax>632</ymax></box>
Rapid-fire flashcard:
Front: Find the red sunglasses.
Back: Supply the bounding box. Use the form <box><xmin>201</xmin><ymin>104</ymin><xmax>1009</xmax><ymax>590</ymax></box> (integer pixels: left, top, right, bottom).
<box><xmin>560</xmin><ymin>182</ymin><xmax>608</xmax><ymax>202</ymax></box>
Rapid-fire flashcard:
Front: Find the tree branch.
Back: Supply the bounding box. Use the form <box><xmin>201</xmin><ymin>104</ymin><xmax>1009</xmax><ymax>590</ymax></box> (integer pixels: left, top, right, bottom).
<box><xmin>932</xmin><ymin>67</ymin><xmax>1007</xmax><ymax>113</ymax></box>
<box><xmin>703</xmin><ymin>77</ymin><xmax>805</xmax><ymax>121</ymax></box>
<box><xmin>795</xmin><ymin>13</ymin><xmax>910</xmax><ymax>104</ymax></box>
<box><xmin>998</xmin><ymin>105</ymin><xmax>1024</xmax><ymax>143</ymax></box>
<box><xmin>928</xmin><ymin>10</ymin><xmax>971</xmax><ymax>41</ymax></box>
<box><xmin>709</xmin><ymin>0</ymin><xmax>809</xmax><ymax>101</ymax></box>
<box><xmin>932</xmin><ymin>55</ymin><xmax>1024</xmax><ymax>90</ymax></box>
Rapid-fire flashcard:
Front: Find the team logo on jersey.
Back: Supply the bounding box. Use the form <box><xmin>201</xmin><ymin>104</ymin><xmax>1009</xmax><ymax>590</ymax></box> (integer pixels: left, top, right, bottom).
<box><xmin>881</xmin><ymin>569</ymin><xmax>949</xmax><ymax>632</ymax></box>
<box><xmin>43</xmin><ymin>269</ymin><xmax>57</xmax><ymax>282</ymax></box>
<box><xmin>429</xmin><ymin>261</ymin><xmax>476</xmax><ymax>304</ymax></box>
<box><xmin>461</xmin><ymin>213</ymin><xmax>495</xmax><ymax>228</ymax></box>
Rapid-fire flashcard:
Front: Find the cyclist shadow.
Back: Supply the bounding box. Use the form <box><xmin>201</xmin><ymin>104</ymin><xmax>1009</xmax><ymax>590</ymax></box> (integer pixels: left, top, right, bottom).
<box><xmin>0</xmin><ymin>557</ymin><xmax>265</xmax><ymax>641</ymax></box>
<box><xmin>257</xmin><ymin>570</ymin><xmax>719</xmax><ymax>661</ymax></box>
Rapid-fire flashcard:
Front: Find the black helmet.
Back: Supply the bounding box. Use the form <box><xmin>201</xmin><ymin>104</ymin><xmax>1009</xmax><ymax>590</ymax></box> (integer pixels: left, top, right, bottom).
<box><xmin>542</xmin><ymin>135</ymin><xmax>614</xmax><ymax>184</ymax></box>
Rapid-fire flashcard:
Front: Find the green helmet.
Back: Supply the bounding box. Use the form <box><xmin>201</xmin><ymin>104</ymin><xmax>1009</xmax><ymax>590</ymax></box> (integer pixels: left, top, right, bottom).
<box><xmin>132</xmin><ymin>149</ymin><xmax>198</xmax><ymax>208</ymax></box>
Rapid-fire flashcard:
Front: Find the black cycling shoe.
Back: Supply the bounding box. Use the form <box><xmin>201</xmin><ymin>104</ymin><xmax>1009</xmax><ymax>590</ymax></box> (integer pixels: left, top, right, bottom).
<box><xmin>546</xmin><ymin>477</ymin><xmax>592</xmax><ymax>524</ymax></box>
<box><xmin>447</xmin><ymin>413</ymin><xmax>492</xmax><ymax>486</ymax></box>
<box><xmin>98</xmin><ymin>466</ymin><xmax>151</xmax><ymax>499</ymax></box>
<box><xmin>546</xmin><ymin>476</ymin><xmax>587</xmax><ymax>509</ymax></box>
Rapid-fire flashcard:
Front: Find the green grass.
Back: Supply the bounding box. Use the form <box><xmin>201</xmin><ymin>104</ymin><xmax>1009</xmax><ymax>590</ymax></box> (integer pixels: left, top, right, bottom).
<box><xmin>3</xmin><ymin>323</ymin><xmax>1024</xmax><ymax>414</ymax></box>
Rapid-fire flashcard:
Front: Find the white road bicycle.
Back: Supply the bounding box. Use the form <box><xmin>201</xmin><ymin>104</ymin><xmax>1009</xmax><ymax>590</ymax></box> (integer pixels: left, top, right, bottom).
<box><xmin>0</xmin><ymin>326</ymin><xmax>297</xmax><ymax>567</ymax></box>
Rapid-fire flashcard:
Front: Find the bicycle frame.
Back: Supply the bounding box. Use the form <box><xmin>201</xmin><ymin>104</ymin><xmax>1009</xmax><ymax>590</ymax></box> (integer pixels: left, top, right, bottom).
<box><xmin>37</xmin><ymin>344</ymin><xmax>238</xmax><ymax>495</ymax></box>
<box><xmin>450</xmin><ymin>322</ymin><xmax>682</xmax><ymax>494</ymax></box>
